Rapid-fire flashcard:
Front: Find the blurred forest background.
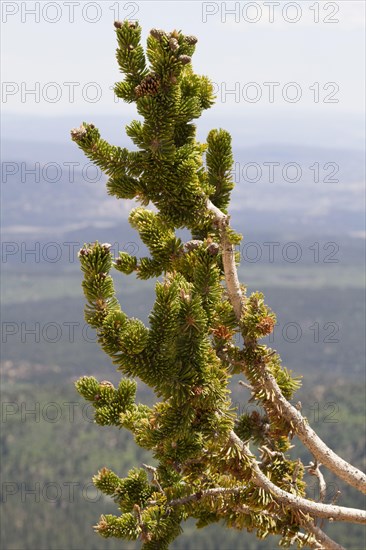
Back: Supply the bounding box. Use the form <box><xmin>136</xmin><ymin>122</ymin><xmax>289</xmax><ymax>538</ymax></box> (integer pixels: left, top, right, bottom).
<box><xmin>1</xmin><ymin>130</ymin><xmax>365</xmax><ymax>548</ymax></box>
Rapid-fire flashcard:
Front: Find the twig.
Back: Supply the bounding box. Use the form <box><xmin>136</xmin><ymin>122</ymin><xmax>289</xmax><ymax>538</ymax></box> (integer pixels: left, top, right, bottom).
<box><xmin>292</xmin><ymin>459</ymin><xmax>302</xmax><ymax>484</ymax></box>
<box><xmin>260</xmin><ymin>445</ymin><xmax>285</xmax><ymax>459</ymax></box>
<box><xmin>295</xmin><ymin>532</ymin><xmax>323</xmax><ymax>549</ymax></box>
<box><xmin>142</xmin><ymin>463</ymin><xmax>164</xmax><ymax>493</ymax></box>
<box><xmin>307</xmin><ymin>461</ymin><xmax>327</xmax><ymax>503</ymax></box>
<box><xmin>331</xmin><ymin>490</ymin><xmax>342</xmax><ymax>506</ymax></box>
<box><xmin>238</xmin><ymin>380</ymin><xmax>253</xmax><ymax>391</ymax></box>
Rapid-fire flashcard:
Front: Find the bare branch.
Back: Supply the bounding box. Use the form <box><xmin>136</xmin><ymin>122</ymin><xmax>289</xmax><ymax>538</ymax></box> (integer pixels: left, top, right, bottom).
<box><xmin>231</xmin><ymin>505</ymin><xmax>346</xmax><ymax>550</ymax></box>
<box><xmin>257</xmin><ymin>365</ymin><xmax>366</xmax><ymax>494</ymax></box>
<box><xmin>206</xmin><ymin>200</ymin><xmax>244</xmax><ymax>319</ymax></box>
<box><xmin>226</xmin><ymin>504</ymin><xmax>343</xmax><ymax>549</ymax></box>
<box><xmin>149</xmin><ymin>480</ymin><xmax>349</xmax><ymax>548</ymax></box>
<box><xmin>229</xmin><ymin>431</ymin><xmax>366</xmax><ymax>525</ymax></box>
<box><xmin>207</xmin><ymin>198</ymin><xmax>366</xmax><ymax>495</ymax></box>
<box><xmin>304</xmin><ymin>521</ymin><xmax>346</xmax><ymax>550</ymax></box>
<box><xmin>152</xmin><ymin>430</ymin><xmax>366</xmax><ymax>524</ymax></box>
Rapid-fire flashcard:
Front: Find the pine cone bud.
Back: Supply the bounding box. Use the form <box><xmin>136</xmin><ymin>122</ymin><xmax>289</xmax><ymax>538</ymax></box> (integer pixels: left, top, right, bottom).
<box><xmin>212</xmin><ymin>325</ymin><xmax>233</xmax><ymax>341</ymax></box>
<box><xmin>179</xmin><ymin>288</ymin><xmax>191</xmax><ymax>302</ymax></box>
<box><xmin>95</xmin><ymin>515</ymin><xmax>108</xmax><ymax>534</ymax></box>
<box><xmin>100</xmin><ymin>380</ymin><xmax>114</xmax><ymax>388</ymax></box>
<box><xmin>71</xmin><ymin>124</ymin><xmax>87</xmax><ymax>141</ymax></box>
<box><xmin>150</xmin><ymin>28</ymin><xmax>166</xmax><ymax>41</ymax></box>
<box><xmin>114</xmin><ymin>20</ymin><xmax>123</xmax><ymax>29</ymax></box>
<box><xmin>178</xmin><ymin>55</ymin><xmax>191</xmax><ymax>65</ymax></box>
<box><xmin>207</xmin><ymin>242</ymin><xmax>219</xmax><ymax>255</ymax></box>
<box><xmin>135</xmin><ymin>73</ymin><xmax>160</xmax><ymax>98</ymax></box>
<box><xmin>185</xmin><ymin>35</ymin><xmax>198</xmax><ymax>45</ymax></box>
<box><xmin>78</xmin><ymin>246</ymin><xmax>91</xmax><ymax>257</ymax></box>
<box><xmin>170</xmin><ymin>29</ymin><xmax>180</xmax><ymax>40</ymax></box>
<box><xmin>257</xmin><ymin>316</ymin><xmax>275</xmax><ymax>336</ymax></box>
<box><xmin>169</xmin><ymin>37</ymin><xmax>179</xmax><ymax>52</ymax></box>
<box><xmin>184</xmin><ymin>239</ymin><xmax>203</xmax><ymax>252</ymax></box>
<box><xmin>140</xmin><ymin>530</ymin><xmax>152</xmax><ymax>543</ymax></box>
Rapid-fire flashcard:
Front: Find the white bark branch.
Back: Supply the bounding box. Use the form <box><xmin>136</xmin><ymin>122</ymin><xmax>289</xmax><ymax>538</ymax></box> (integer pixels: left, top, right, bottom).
<box><xmin>257</xmin><ymin>365</ymin><xmax>366</xmax><ymax>494</ymax></box>
<box><xmin>233</xmin><ymin>505</ymin><xmax>346</xmax><ymax>549</ymax></box>
<box><xmin>149</xmin><ymin>480</ymin><xmax>348</xmax><ymax>548</ymax></box>
<box><xmin>229</xmin><ymin>431</ymin><xmax>366</xmax><ymax>525</ymax></box>
<box><xmin>206</xmin><ymin>200</ymin><xmax>244</xmax><ymax>319</ymax></box>
<box><xmin>304</xmin><ymin>521</ymin><xmax>346</xmax><ymax>550</ymax></box>
<box><xmin>206</xmin><ymin>198</ymin><xmax>366</xmax><ymax>495</ymax></box>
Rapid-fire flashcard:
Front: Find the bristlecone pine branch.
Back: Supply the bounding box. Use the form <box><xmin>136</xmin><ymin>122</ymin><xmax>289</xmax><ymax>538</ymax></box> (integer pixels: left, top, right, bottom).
<box><xmin>71</xmin><ymin>21</ymin><xmax>366</xmax><ymax>550</ymax></box>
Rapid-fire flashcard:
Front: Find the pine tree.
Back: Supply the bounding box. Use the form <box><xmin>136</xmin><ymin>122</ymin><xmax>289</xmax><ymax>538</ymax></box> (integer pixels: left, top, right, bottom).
<box><xmin>71</xmin><ymin>21</ymin><xmax>366</xmax><ymax>549</ymax></box>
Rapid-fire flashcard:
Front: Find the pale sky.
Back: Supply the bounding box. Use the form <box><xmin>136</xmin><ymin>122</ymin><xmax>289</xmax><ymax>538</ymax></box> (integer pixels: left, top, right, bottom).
<box><xmin>1</xmin><ymin>1</ymin><xmax>365</xmax><ymax>148</ymax></box>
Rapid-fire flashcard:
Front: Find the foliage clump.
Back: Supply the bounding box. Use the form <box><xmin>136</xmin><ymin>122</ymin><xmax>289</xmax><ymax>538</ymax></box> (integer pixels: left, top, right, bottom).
<box><xmin>71</xmin><ymin>21</ymin><xmax>340</xmax><ymax>549</ymax></box>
